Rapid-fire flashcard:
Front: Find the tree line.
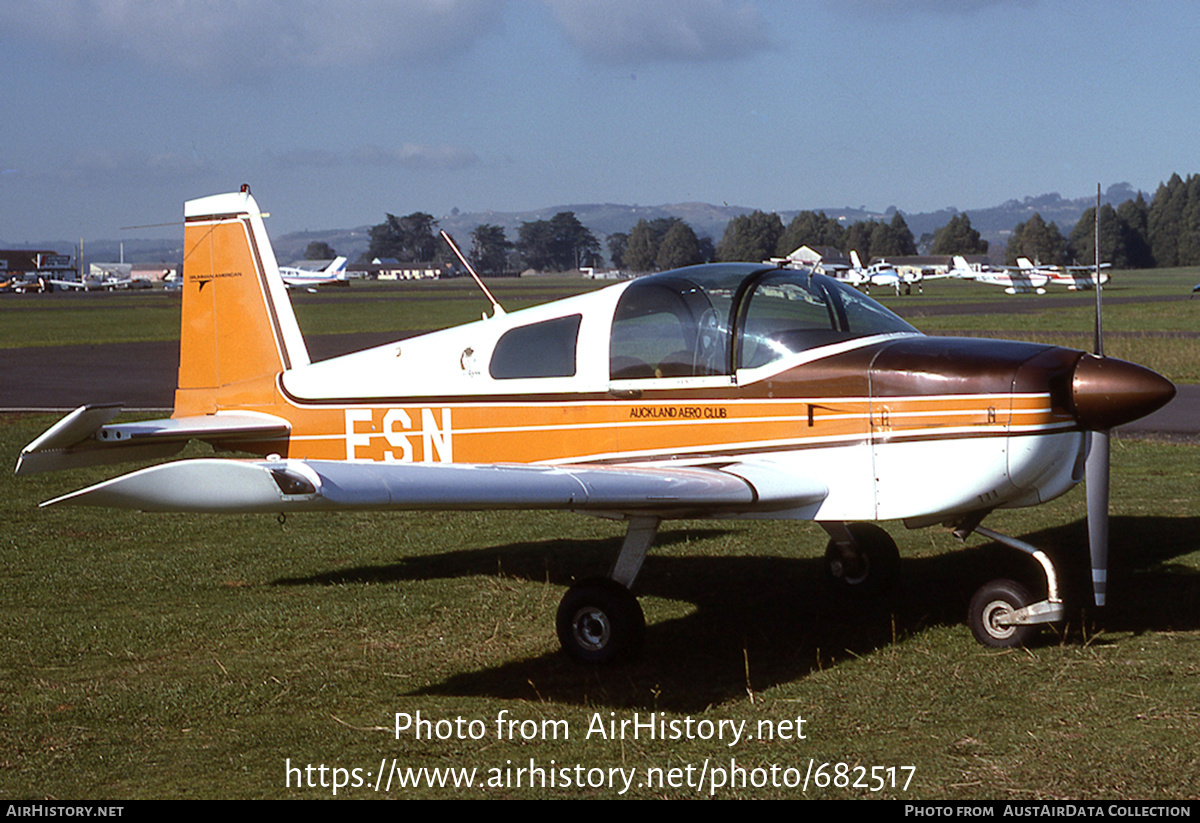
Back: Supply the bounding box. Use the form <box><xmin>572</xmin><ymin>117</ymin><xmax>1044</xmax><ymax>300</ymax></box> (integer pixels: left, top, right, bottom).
<box><xmin>346</xmin><ymin>172</ymin><xmax>1200</xmax><ymax>274</ymax></box>
<box><xmin>709</xmin><ymin>209</ymin><xmax>989</xmax><ymax>267</ymax></box>
<box><xmin>354</xmin><ymin>208</ymin><xmax>983</xmax><ymax>274</ymax></box>
<box><xmin>357</xmin><ymin>211</ymin><xmax>602</xmax><ymax>274</ymax></box>
<box><xmin>986</xmin><ymin>174</ymin><xmax>1200</xmax><ymax>270</ymax></box>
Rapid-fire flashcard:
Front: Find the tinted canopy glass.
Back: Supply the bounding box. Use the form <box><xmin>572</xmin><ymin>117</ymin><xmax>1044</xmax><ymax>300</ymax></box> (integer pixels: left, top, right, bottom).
<box><xmin>608</xmin><ymin>264</ymin><xmax>918</xmax><ymax>379</ymax></box>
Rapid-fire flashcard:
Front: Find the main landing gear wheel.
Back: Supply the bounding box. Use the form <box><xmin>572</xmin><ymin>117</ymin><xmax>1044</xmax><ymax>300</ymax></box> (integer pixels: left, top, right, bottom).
<box><xmin>824</xmin><ymin>522</ymin><xmax>901</xmax><ymax>597</ymax></box>
<box><xmin>556</xmin><ymin>577</ymin><xmax>645</xmax><ymax>664</ymax></box>
<box><xmin>968</xmin><ymin>579</ymin><xmax>1036</xmax><ymax>648</ymax></box>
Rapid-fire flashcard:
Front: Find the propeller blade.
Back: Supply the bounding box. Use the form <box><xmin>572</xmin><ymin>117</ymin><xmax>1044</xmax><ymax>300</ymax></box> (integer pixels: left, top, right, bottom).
<box><xmin>1087</xmin><ymin>185</ymin><xmax>1109</xmax><ymax>608</ymax></box>
<box><xmin>1085</xmin><ymin>429</ymin><xmax>1110</xmax><ymax>606</ymax></box>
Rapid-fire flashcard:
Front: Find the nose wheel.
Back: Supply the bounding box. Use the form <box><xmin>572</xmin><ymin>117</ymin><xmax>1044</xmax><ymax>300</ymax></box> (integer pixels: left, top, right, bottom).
<box><xmin>968</xmin><ymin>579</ymin><xmax>1036</xmax><ymax>648</ymax></box>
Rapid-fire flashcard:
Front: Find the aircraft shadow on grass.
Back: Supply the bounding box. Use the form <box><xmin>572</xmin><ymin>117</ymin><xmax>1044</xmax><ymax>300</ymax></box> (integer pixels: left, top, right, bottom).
<box><xmin>274</xmin><ymin>514</ymin><xmax>1200</xmax><ymax>711</ymax></box>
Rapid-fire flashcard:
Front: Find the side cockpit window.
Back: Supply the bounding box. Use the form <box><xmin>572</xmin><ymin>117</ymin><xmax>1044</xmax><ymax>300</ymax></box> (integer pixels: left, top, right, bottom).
<box><xmin>489</xmin><ymin>314</ymin><xmax>582</xmax><ymax>379</ymax></box>
<box><xmin>610</xmin><ymin>276</ymin><xmax>730</xmax><ymax>379</ymax></box>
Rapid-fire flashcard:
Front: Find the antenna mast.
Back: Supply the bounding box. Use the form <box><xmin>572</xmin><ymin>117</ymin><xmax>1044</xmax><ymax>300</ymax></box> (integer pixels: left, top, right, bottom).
<box><xmin>441</xmin><ymin>230</ymin><xmax>504</xmax><ymax>317</ymax></box>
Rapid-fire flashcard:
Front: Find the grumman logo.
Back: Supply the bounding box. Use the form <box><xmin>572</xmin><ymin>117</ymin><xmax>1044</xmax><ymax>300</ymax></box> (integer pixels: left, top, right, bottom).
<box><xmin>344</xmin><ymin>408</ymin><xmax>453</xmax><ymax>462</ymax></box>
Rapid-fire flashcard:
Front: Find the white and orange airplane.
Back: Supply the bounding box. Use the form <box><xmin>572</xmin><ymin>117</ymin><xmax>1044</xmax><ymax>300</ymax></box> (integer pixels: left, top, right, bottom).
<box><xmin>949</xmin><ymin>255</ymin><xmax>1050</xmax><ymax>295</ymax></box>
<box><xmin>16</xmin><ymin>186</ymin><xmax>1175</xmax><ymax>662</ymax></box>
<box><xmin>1015</xmin><ymin>257</ymin><xmax>1112</xmax><ymax>291</ymax></box>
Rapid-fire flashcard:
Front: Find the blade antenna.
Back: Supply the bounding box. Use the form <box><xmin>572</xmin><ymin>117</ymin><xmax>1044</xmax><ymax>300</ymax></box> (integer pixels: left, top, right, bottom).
<box><xmin>441</xmin><ymin>230</ymin><xmax>505</xmax><ymax>318</ymax></box>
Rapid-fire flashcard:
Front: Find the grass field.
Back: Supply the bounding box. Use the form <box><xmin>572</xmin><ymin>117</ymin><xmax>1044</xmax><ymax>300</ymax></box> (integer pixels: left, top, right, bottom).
<box><xmin>2</xmin><ymin>268</ymin><xmax>1198</xmax><ymax>799</ymax></box>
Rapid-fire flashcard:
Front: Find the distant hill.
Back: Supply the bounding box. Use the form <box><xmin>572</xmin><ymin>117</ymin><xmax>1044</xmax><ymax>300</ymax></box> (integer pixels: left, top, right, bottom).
<box><xmin>7</xmin><ymin>183</ymin><xmax>1144</xmax><ymax>268</ymax></box>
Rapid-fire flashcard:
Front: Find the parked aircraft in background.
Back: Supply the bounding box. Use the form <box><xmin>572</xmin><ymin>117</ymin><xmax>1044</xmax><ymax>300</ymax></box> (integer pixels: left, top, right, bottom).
<box><xmin>1015</xmin><ymin>257</ymin><xmax>1111</xmax><ymax>291</ymax></box>
<box><xmin>18</xmin><ymin>186</ymin><xmax>1175</xmax><ymax>663</ymax></box>
<box><xmin>50</xmin><ymin>272</ymin><xmax>141</xmax><ymax>291</ymax></box>
<box><xmin>950</xmin><ymin>255</ymin><xmax>1050</xmax><ymax>295</ymax></box>
<box><xmin>848</xmin><ymin>251</ymin><xmax>903</xmax><ymax>295</ymax></box>
<box><xmin>279</xmin><ymin>256</ymin><xmax>347</xmax><ymax>290</ymax></box>
<box><xmin>0</xmin><ymin>274</ymin><xmax>50</xmax><ymax>293</ymax></box>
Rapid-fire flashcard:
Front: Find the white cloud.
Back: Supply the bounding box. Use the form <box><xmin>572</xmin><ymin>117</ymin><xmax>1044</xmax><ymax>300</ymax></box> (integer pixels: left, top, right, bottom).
<box><xmin>354</xmin><ymin>143</ymin><xmax>479</xmax><ymax>170</ymax></box>
<box><xmin>541</xmin><ymin>0</ymin><xmax>774</xmax><ymax>64</ymax></box>
<box><xmin>0</xmin><ymin>0</ymin><xmax>779</xmax><ymax>74</ymax></box>
<box><xmin>47</xmin><ymin>148</ymin><xmax>212</xmax><ymax>184</ymax></box>
<box><xmin>0</xmin><ymin>0</ymin><xmax>505</xmax><ymax>74</ymax></box>
<box><xmin>276</xmin><ymin>143</ymin><xmax>479</xmax><ymax>170</ymax></box>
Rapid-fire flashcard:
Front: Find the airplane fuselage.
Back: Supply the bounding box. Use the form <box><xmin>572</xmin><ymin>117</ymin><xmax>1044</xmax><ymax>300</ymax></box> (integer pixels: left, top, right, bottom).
<box><xmin>173</xmin><ymin>266</ymin><xmax>1132</xmax><ymax>524</ymax></box>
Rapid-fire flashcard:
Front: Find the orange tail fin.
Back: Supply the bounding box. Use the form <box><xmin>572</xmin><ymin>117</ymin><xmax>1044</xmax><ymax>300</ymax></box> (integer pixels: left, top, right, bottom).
<box><xmin>175</xmin><ymin>185</ymin><xmax>309</xmax><ymax>416</ymax></box>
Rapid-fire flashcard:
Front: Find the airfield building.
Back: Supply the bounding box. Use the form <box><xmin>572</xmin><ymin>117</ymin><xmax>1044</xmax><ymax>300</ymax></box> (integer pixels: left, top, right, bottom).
<box><xmin>0</xmin><ymin>249</ymin><xmax>75</xmax><ymax>279</ymax></box>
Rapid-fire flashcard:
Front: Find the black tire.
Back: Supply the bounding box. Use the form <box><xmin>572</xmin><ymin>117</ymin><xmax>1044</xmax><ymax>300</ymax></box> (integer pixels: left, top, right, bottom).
<box><xmin>556</xmin><ymin>577</ymin><xmax>645</xmax><ymax>664</ymax></box>
<box><xmin>968</xmin><ymin>579</ymin><xmax>1036</xmax><ymax>648</ymax></box>
<box><xmin>823</xmin><ymin>522</ymin><xmax>901</xmax><ymax>597</ymax></box>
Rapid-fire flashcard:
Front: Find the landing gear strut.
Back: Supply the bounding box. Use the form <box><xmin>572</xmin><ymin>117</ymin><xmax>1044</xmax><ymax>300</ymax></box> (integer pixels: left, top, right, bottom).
<box><xmin>956</xmin><ymin>522</ymin><xmax>1065</xmax><ymax>648</ymax></box>
<box><xmin>556</xmin><ymin>516</ymin><xmax>657</xmax><ymax>663</ymax></box>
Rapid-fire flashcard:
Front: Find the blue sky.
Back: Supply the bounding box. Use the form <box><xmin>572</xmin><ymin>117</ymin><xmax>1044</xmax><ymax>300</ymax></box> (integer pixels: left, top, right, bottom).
<box><xmin>1</xmin><ymin>0</ymin><xmax>1196</xmax><ymax>242</ymax></box>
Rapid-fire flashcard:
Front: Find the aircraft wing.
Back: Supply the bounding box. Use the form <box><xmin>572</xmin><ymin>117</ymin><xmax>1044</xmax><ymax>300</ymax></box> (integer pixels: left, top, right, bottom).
<box><xmin>39</xmin><ymin>457</ymin><xmax>829</xmax><ymax>520</ymax></box>
<box><xmin>15</xmin><ymin>405</ymin><xmax>291</xmax><ymax>476</ymax></box>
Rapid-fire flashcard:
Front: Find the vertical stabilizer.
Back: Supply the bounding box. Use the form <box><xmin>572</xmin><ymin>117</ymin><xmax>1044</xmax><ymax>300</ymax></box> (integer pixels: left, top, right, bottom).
<box><xmin>176</xmin><ymin>186</ymin><xmax>309</xmax><ymax>415</ymax></box>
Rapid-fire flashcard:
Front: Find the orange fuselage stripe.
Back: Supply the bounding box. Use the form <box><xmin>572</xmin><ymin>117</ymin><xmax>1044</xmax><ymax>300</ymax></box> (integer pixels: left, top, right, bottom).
<box><xmin>224</xmin><ymin>387</ymin><xmax>1071</xmax><ymax>465</ymax></box>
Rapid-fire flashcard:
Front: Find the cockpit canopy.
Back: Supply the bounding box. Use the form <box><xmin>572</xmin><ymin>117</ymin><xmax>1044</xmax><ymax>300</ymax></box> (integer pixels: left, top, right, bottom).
<box><xmin>609</xmin><ymin>263</ymin><xmax>918</xmax><ymax>379</ymax></box>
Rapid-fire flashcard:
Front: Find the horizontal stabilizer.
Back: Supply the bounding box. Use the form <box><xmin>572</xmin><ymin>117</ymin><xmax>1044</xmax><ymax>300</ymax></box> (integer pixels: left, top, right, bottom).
<box><xmin>16</xmin><ymin>406</ymin><xmax>291</xmax><ymax>476</ymax></box>
<box><xmin>43</xmin><ymin>457</ymin><xmax>828</xmax><ymax>518</ymax></box>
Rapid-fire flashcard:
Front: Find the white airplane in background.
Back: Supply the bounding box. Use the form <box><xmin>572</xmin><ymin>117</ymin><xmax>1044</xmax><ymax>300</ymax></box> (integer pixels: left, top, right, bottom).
<box><xmin>848</xmin><ymin>251</ymin><xmax>903</xmax><ymax>295</ymax></box>
<box><xmin>950</xmin><ymin>255</ymin><xmax>1050</xmax><ymax>295</ymax></box>
<box><xmin>17</xmin><ymin>186</ymin><xmax>1175</xmax><ymax>663</ymax></box>
<box><xmin>1016</xmin><ymin>257</ymin><xmax>1111</xmax><ymax>291</ymax></box>
<box><xmin>279</xmin><ymin>256</ymin><xmax>348</xmax><ymax>290</ymax></box>
<box><xmin>51</xmin><ymin>271</ymin><xmax>138</xmax><ymax>291</ymax></box>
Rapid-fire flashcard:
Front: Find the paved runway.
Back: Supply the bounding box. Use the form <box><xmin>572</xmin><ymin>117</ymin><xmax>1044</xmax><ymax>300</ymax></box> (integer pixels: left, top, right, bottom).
<box><xmin>3</xmin><ymin>333</ymin><xmax>1194</xmax><ymax>439</ymax></box>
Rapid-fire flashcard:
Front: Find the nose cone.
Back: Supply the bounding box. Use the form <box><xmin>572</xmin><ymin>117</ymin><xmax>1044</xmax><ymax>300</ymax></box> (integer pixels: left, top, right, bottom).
<box><xmin>1071</xmin><ymin>353</ymin><xmax>1176</xmax><ymax>430</ymax></box>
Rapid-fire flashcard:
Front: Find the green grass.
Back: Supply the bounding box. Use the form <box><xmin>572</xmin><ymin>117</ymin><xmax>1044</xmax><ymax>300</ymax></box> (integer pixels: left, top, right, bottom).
<box><xmin>3</xmin><ymin>416</ymin><xmax>1199</xmax><ymax>799</ymax></box>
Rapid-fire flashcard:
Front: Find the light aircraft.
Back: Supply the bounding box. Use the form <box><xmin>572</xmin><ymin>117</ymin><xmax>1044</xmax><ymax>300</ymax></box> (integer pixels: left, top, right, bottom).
<box><xmin>278</xmin><ymin>256</ymin><xmax>348</xmax><ymax>290</ymax></box>
<box><xmin>0</xmin><ymin>274</ymin><xmax>50</xmax><ymax>294</ymax></box>
<box><xmin>1015</xmin><ymin>257</ymin><xmax>1111</xmax><ymax>291</ymax></box>
<box><xmin>848</xmin><ymin>251</ymin><xmax>903</xmax><ymax>295</ymax></box>
<box><xmin>950</xmin><ymin>255</ymin><xmax>1049</xmax><ymax>295</ymax></box>
<box><xmin>51</xmin><ymin>271</ymin><xmax>137</xmax><ymax>291</ymax></box>
<box><xmin>17</xmin><ymin>186</ymin><xmax>1175</xmax><ymax>662</ymax></box>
